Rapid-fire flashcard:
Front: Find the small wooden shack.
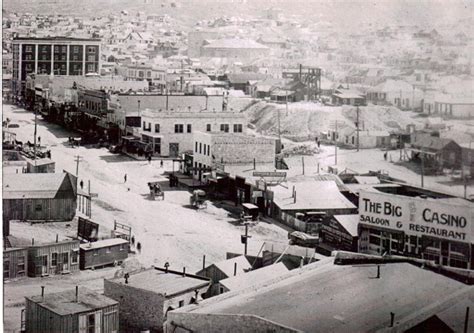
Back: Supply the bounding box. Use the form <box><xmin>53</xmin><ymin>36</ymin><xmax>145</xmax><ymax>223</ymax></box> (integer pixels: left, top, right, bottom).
<box><xmin>3</xmin><ymin>247</ymin><xmax>28</xmax><ymax>280</ymax></box>
<box><xmin>24</xmin><ymin>286</ymin><xmax>119</xmax><ymax>333</ymax></box>
<box><xmin>79</xmin><ymin>238</ymin><xmax>129</xmax><ymax>270</ymax></box>
<box><xmin>27</xmin><ymin>239</ymin><xmax>80</xmax><ymax>277</ymax></box>
<box><xmin>3</xmin><ymin>172</ymin><xmax>77</xmax><ymax>221</ymax></box>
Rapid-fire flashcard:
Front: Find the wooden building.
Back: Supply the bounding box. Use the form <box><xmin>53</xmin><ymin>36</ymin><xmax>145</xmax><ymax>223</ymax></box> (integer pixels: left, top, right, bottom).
<box><xmin>3</xmin><ymin>172</ymin><xmax>77</xmax><ymax>222</ymax></box>
<box><xmin>79</xmin><ymin>238</ymin><xmax>129</xmax><ymax>270</ymax></box>
<box><xmin>25</xmin><ymin>157</ymin><xmax>56</xmax><ymax>173</ymax></box>
<box><xmin>3</xmin><ymin>247</ymin><xmax>28</xmax><ymax>280</ymax></box>
<box><xmin>320</xmin><ymin>214</ymin><xmax>359</xmax><ymax>253</ymax></box>
<box><xmin>24</xmin><ymin>286</ymin><xmax>119</xmax><ymax>333</ymax></box>
<box><xmin>196</xmin><ymin>255</ymin><xmax>252</xmax><ymax>297</ymax></box>
<box><xmin>104</xmin><ymin>267</ymin><xmax>211</xmax><ymax>332</ymax></box>
<box><xmin>27</xmin><ymin>239</ymin><xmax>80</xmax><ymax>277</ymax></box>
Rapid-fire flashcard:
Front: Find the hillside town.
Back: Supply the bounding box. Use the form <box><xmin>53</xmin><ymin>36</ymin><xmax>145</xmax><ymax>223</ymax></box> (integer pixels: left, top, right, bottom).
<box><xmin>2</xmin><ymin>0</ymin><xmax>474</xmax><ymax>332</ymax></box>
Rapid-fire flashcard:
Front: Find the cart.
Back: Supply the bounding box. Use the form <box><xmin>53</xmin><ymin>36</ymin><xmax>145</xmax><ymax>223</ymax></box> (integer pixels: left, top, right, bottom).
<box><xmin>148</xmin><ymin>181</ymin><xmax>164</xmax><ymax>200</ymax></box>
<box><xmin>190</xmin><ymin>189</ymin><xmax>207</xmax><ymax>209</ymax></box>
<box><xmin>240</xmin><ymin>203</ymin><xmax>259</xmax><ymax>224</ymax></box>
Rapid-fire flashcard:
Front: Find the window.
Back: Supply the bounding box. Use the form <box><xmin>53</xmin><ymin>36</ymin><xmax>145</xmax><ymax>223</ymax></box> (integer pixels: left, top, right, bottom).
<box><xmin>199</xmin><ymin>143</ymin><xmax>202</xmax><ymax>154</ymax></box>
<box><xmin>155</xmin><ymin>124</ymin><xmax>160</xmax><ymax>133</ymax></box>
<box><xmin>93</xmin><ymin>249</ymin><xmax>99</xmax><ymax>256</ymax></box>
<box><xmin>206</xmin><ymin>124</ymin><xmax>211</xmax><ymax>132</ymax></box>
<box><xmin>54</xmin><ymin>45</ymin><xmax>59</xmax><ymax>52</ymax></box>
<box><xmin>25</xmin><ymin>54</ymin><xmax>32</xmax><ymax>60</ymax></box>
<box><xmin>4</xmin><ymin>260</ymin><xmax>10</xmax><ymax>279</ymax></box>
<box><xmin>87</xmin><ymin>55</ymin><xmax>95</xmax><ymax>62</ymax></box>
<box><xmin>174</xmin><ymin>124</ymin><xmax>184</xmax><ymax>133</ymax></box>
<box><xmin>179</xmin><ymin>300</ymin><xmax>184</xmax><ymax>308</ymax></box>
<box><xmin>62</xmin><ymin>46</ymin><xmax>67</xmax><ymax>53</ymax></box>
<box><xmin>51</xmin><ymin>253</ymin><xmax>58</xmax><ymax>267</ymax></box>
<box><xmin>73</xmin><ymin>46</ymin><xmax>80</xmax><ymax>53</ymax></box>
<box><xmin>143</xmin><ymin>121</ymin><xmax>146</xmax><ymax>130</ymax></box>
<box><xmin>106</xmin><ymin>247</ymin><xmax>111</xmax><ymax>254</ymax></box>
<box><xmin>220</xmin><ymin>124</ymin><xmax>229</xmax><ymax>133</ymax></box>
<box><xmin>73</xmin><ymin>55</ymin><xmax>79</xmax><ymax>61</ymax></box>
<box><xmin>207</xmin><ymin>145</ymin><xmax>210</xmax><ymax>156</ymax></box>
<box><xmin>35</xmin><ymin>204</ymin><xmax>42</xmax><ymax>212</ymax></box>
<box><xmin>233</xmin><ymin>124</ymin><xmax>243</xmax><ymax>133</ymax></box>
<box><xmin>119</xmin><ymin>244</ymin><xmax>125</xmax><ymax>251</ymax></box>
<box><xmin>88</xmin><ymin>47</ymin><xmax>96</xmax><ymax>53</ymax></box>
<box><xmin>25</xmin><ymin>46</ymin><xmax>32</xmax><ymax>52</ymax></box>
<box><xmin>87</xmin><ymin>313</ymin><xmax>96</xmax><ymax>333</ymax></box>
<box><xmin>203</xmin><ymin>144</ymin><xmax>207</xmax><ymax>155</ymax></box>
<box><xmin>195</xmin><ymin>142</ymin><xmax>198</xmax><ymax>153</ymax></box>
<box><xmin>17</xmin><ymin>256</ymin><xmax>25</xmax><ymax>272</ymax></box>
<box><xmin>187</xmin><ymin>124</ymin><xmax>192</xmax><ymax>133</ymax></box>
<box><xmin>71</xmin><ymin>250</ymin><xmax>78</xmax><ymax>264</ymax></box>
<box><xmin>87</xmin><ymin>64</ymin><xmax>95</xmax><ymax>73</ymax></box>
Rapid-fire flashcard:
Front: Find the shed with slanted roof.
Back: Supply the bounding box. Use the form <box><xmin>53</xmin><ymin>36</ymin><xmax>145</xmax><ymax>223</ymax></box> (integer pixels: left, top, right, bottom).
<box><xmin>2</xmin><ymin>172</ymin><xmax>77</xmax><ymax>221</ymax></box>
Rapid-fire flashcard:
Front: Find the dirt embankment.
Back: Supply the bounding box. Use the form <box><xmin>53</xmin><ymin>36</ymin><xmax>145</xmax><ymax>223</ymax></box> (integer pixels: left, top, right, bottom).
<box><xmin>244</xmin><ymin>101</ymin><xmax>427</xmax><ymax>140</ymax></box>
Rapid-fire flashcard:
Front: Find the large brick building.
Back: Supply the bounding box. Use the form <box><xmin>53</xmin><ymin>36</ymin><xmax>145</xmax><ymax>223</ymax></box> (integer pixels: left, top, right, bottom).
<box><xmin>12</xmin><ymin>37</ymin><xmax>101</xmax><ymax>97</ymax></box>
<box><xmin>138</xmin><ymin>109</ymin><xmax>247</xmax><ymax>157</ymax></box>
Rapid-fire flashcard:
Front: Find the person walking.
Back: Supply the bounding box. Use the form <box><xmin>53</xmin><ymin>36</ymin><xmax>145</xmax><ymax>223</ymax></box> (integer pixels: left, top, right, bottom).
<box><xmin>136</xmin><ymin>242</ymin><xmax>141</xmax><ymax>254</ymax></box>
<box><xmin>160</xmin><ymin>160</ymin><xmax>164</xmax><ymax>168</ymax></box>
<box><xmin>131</xmin><ymin>235</ymin><xmax>135</xmax><ymax>246</ymax></box>
<box><xmin>384</xmin><ymin>152</ymin><xmax>387</xmax><ymax>161</ymax></box>
<box><xmin>124</xmin><ymin>173</ymin><xmax>127</xmax><ymax>183</ymax></box>
<box><xmin>79</xmin><ymin>180</ymin><xmax>84</xmax><ymax>190</ymax></box>
<box><xmin>148</xmin><ymin>154</ymin><xmax>152</xmax><ymax>164</ymax></box>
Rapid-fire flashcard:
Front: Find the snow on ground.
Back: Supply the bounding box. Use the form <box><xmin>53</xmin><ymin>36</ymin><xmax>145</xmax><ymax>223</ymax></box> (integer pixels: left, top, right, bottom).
<box><xmin>2</xmin><ymin>104</ymin><xmax>288</xmax><ymax>332</ymax></box>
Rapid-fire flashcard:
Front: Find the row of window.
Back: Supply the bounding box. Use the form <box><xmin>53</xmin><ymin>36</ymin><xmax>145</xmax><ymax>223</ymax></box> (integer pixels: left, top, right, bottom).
<box><xmin>24</xmin><ymin>45</ymin><xmax>97</xmax><ymax>54</ymax></box>
<box><xmin>22</xmin><ymin>54</ymin><xmax>96</xmax><ymax>62</ymax></box>
<box><xmin>142</xmin><ymin>123</ymin><xmax>243</xmax><ymax>134</ymax></box>
<box><xmin>195</xmin><ymin>142</ymin><xmax>211</xmax><ymax>156</ymax></box>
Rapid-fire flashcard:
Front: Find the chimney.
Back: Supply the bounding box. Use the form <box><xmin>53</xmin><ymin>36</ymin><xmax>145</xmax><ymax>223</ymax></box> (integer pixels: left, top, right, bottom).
<box><xmin>182</xmin><ymin>267</ymin><xmax>186</xmax><ymax>277</ymax></box>
<box><xmin>233</xmin><ymin>262</ymin><xmax>237</xmax><ymax>276</ymax></box>
<box><xmin>202</xmin><ymin>255</ymin><xmax>206</xmax><ymax>270</ymax></box>
<box><xmin>389</xmin><ymin>312</ymin><xmax>395</xmax><ymax>327</ymax></box>
<box><xmin>299</xmin><ymin>256</ymin><xmax>304</xmax><ymax>268</ymax></box>
<box><xmin>294</xmin><ymin>191</ymin><xmax>296</xmax><ymax>204</ymax></box>
<box><xmin>75</xmin><ymin>286</ymin><xmax>79</xmax><ymax>303</ymax></box>
<box><xmin>41</xmin><ymin>286</ymin><xmax>45</xmax><ymax>302</ymax></box>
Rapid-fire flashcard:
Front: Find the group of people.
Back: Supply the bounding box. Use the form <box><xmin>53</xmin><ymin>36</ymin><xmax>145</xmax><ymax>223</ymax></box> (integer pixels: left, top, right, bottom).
<box><xmin>130</xmin><ymin>235</ymin><xmax>141</xmax><ymax>254</ymax></box>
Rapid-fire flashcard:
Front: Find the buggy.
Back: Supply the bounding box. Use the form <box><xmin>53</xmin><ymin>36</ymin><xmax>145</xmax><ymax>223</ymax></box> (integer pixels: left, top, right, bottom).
<box><xmin>190</xmin><ymin>189</ymin><xmax>207</xmax><ymax>209</ymax></box>
<box><xmin>148</xmin><ymin>181</ymin><xmax>164</xmax><ymax>200</ymax></box>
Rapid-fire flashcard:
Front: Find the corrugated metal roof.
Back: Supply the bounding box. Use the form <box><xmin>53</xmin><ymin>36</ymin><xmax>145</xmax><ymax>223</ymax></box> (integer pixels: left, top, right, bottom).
<box><xmin>219</xmin><ymin>263</ymin><xmax>289</xmax><ymax>292</ymax></box>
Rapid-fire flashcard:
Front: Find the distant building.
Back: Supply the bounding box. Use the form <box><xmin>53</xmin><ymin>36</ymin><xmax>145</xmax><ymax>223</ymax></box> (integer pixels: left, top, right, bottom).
<box><xmin>137</xmin><ymin>109</ymin><xmax>246</xmax><ymax>157</ymax></box>
<box><xmin>187</xmin><ymin>31</ymin><xmax>219</xmax><ymax>58</ymax></box>
<box><xmin>201</xmin><ymin>39</ymin><xmax>270</xmax><ymax>60</ymax></box>
<box><xmin>11</xmin><ymin>37</ymin><xmax>101</xmax><ymax>97</ymax></box>
<box><xmin>193</xmin><ymin>132</ymin><xmax>276</xmax><ymax>182</ymax></box>
<box><xmin>24</xmin><ymin>287</ymin><xmax>119</xmax><ymax>333</ymax></box>
<box><xmin>3</xmin><ymin>172</ymin><xmax>77</xmax><ymax>222</ymax></box>
<box><xmin>367</xmin><ymin>79</ymin><xmax>424</xmax><ymax>110</ymax></box>
<box><xmin>423</xmin><ymin>94</ymin><xmax>474</xmax><ymax>118</ymax></box>
<box><xmin>104</xmin><ymin>266</ymin><xmax>211</xmax><ymax>332</ymax></box>
<box><xmin>331</xmin><ymin>86</ymin><xmax>366</xmax><ymax>106</ymax></box>
<box><xmin>118</xmin><ymin>63</ymin><xmax>166</xmax><ymax>89</ymax></box>
<box><xmin>408</xmin><ymin>134</ymin><xmax>462</xmax><ymax>170</ymax></box>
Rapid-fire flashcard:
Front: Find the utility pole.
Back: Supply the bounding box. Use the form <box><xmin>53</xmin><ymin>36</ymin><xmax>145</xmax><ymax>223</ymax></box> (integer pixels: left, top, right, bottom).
<box><xmin>356</xmin><ymin>104</ymin><xmax>360</xmax><ymax>152</ymax></box>
<box><xmin>137</xmin><ymin>99</ymin><xmax>141</xmax><ymax>118</ymax></box>
<box><xmin>285</xmin><ymin>88</ymin><xmax>289</xmax><ymax>116</ymax></box>
<box><xmin>277</xmin><ymin>102</ymin><xmax>281</xmax><ymax>142</ymax></box>
<box><xmin>335</xmin><ymin>120</ymin><xmax>338</xmax><ymax>165</ymax></box>
<box><xmin>241</xmin><ymin>224</ymin><xmax>251</xmax><ymax>255</ymax></box>
<box><xmin>74</xmin><ymin>155</ymin><xmax>83</xmax><ymax>176</ymax></box>
<box><xmin>420</xmin><ymin>151</ymin><xmax>424</xmax><ymax>188</ymax></box>
<box><xmin>33</xmin><ymin>108</ymin><xmax>37</xmax><ymax>164</ymax></box>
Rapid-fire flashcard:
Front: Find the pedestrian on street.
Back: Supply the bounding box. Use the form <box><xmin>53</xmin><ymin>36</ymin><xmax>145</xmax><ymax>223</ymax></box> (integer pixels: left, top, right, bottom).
<box><xmin>131</xmin><ymin>235</ymin><xmax>135</xmax><ymax>246</ymax></box>
<box><xmin>38</xmin><ymin>136</ymin><xmax>41</xmax><ymax>145</ymax></box>
<box><xmin>384</xmin><ymin>152</ymin><xmax>387</xmax><ymax>161</ymax></box>
<box><xmin>80</xmin><ymin>180</ymin><xmax>84</xmax><ymax>189</ymax></box>
<box><xmin>317</xmin><ymin>140</ymin><xmax>321</xmax><ymax>148</ymax></box>
<box><xmin>124</xmin><ymin>174</ymin><xmax>127</xmax><ymax>183</ymax></box>
<box><xmin>137</xmin><ymin>242</ymin><xmax>141</xmax><ymax>254</ymax></box>
<box><xmin>148</xmin><ymin>154</ymin><xmax>152</xmax><ymax>164</ymax></box>
<box><xmin>160</xmin><ymin>160</ymin><xmax>163</xmax><ymax>168</ymax></box>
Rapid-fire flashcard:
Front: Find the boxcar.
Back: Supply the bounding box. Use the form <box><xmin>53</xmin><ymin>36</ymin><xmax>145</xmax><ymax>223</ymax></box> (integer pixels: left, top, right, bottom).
<box><xmin>80</xmin><ymin>238</ymin><xmax>129</xmax><ymax>270</ymax></box>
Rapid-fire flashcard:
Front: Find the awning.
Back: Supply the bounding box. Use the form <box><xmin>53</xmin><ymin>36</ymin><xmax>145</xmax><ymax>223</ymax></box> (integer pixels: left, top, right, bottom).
<box><xmin>408</xmin><ymin>148</ymin><xmax>437</xmax><ymax>156</ymax></box>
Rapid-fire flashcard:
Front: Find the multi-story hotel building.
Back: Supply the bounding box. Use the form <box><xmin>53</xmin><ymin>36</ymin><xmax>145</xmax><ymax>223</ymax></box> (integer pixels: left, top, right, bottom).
<box><xmin>12</xmin><ymin>37</ymin><xmax>101</xmax><ymax>96</ymax></box>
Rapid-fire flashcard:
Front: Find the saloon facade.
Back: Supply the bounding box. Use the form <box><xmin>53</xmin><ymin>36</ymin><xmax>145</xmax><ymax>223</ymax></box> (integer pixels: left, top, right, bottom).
<box><xmin>358</xmin><ymin>190</ymin><xmax>473</xmax><ymax>270</ymax></box>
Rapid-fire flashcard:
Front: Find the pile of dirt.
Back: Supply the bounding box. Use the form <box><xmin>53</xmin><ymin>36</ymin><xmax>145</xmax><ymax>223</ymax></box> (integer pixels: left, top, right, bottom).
<box><xmin>244</xmin><ymin>101</ymin><xmax>426</xmax><ymax>140</ymax></box>
<box><xmin>282</xmin><ymin>144</ymin><xmax>320</xmax><ymax>156</ymax></box>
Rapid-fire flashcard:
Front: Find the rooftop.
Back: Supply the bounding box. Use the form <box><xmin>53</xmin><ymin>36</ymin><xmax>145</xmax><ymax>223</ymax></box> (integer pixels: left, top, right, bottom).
<box><xmin>203</xmin><ymin>39</ymin><xmax>269</xmax><ymax>50</ymax></box>
<box><xmin>3</xmin><ymin>172</ymin><xmax>75</xmax><ymax>199</ymax></box>
<box><xmin>332</xmin><ymin>214</ymin><xmax>359</xmax><ymax>237</ymax></box>
<box><xmin>181</xmin><ymin>260</ymin><xmax>470</xmax><ymax>332</ymax></box>
<box><xmin>219</xmin><ymin>262</ymin><xmax>289</xmax><ymax>292</ymax></box>
<box><xmin>107</xmin><ymin>267</ymin><xmax>210</xmax><ymax>297</ymax></box>
<box><xmin>79</xmin><ymin>238</ymin><xmax>128</xmax><ymax>251</ymax></box>
<box><xmin>272</xmin><ymin>180</ymin><xmax>356</xmax><ymax>211</ymax></box>
<box><xmin>200</xmin><ymin>255</ymin><xmax>252</xmax><ymax>279</ymax></box>
<box><xmin>26</xmin><ymin>287</ymin><xmax>117</xmax><ymax>316</ymax></box>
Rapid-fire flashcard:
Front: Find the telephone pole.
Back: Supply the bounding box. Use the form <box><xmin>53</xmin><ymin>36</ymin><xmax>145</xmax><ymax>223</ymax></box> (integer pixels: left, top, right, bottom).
<box><xmin>33</xmin><ymin>108</ymin><xmax>38</xmax><ymax>164</ymax></box>
<box><xmin>74</xmin><ymin>155</ymin><xmax>83</xmax><ymax>176</ymax></box>
<box><xmin>356</xmin><ymin>104</ymin><xmax>360</xmax><ymax>152</ymax></box>
<box><xmin>420</xmin><ymin>151</ymin><xmax>424</xmax><ymax>188</ymax></box>
<box><xmin>241</xmin><ymin>224</ymin><xmax>251</xmax><ymax>255</ymax></box>
<box><xmin>335</xmin><ymin>120</ymin><xmax>338</xmax><ymax>165</ymax></box>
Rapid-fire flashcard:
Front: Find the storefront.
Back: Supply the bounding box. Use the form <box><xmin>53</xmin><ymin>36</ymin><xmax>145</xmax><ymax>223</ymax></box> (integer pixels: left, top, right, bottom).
<box><xmin>358</xmin><ymin>190</ymin><xmax>473</xmax><ymax>270</ymax></box>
